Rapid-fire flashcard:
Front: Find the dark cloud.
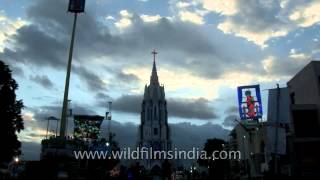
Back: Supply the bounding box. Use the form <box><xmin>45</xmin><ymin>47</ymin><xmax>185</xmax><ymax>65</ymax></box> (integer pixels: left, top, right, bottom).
<box><xmin>112</xmin><ymin>94</ymin><xmax>142</xmax><ymax>113</ymax></box>
<box><xmin>266</xmin><ymin>58</ymin><xmax>314</xmax><ymax>77</ymax></box>
<box><xmin>232</xmin><ymin>0</ymin><xmax>286</xmax><ymax>32</ymax></box>
<box><xmin>222</xmin><ymin>114</ymin><xmax>238</xmax><ymax>128</ymax></box>
<box><xmin>100</xmin><ymin>121</ymin><xmax>138</xmax><ymax>149</ymax></box>
<box><xmin>221</xmin><ymin>104</ymin><xmax>242</xmax><ymax>128</ymax></box>
<box><xmin>224</xmin><ymin>106</ymin><xmax>238</xmax><ymax>114</ymax></box>
<box><xmin>22</xmin><ymin>121</ymin><xmax>229</xmax><ymax>162</ymax></box>
<box><xmin>0</xmin><ymin>0</ymin><xmax>312</xmax><ymax>84</ymax></box>
<box><xmin>0</xmin><ymin>0</ymin><xmax>260</xmax><ymax>80</ymax></box>
<box><xmin>95</xmin><ymin>92</ymin><xmax>111</xmax><ymax>100</ymax></box>
<box><xmin>109</xmin><ymin>94</ymin><xmax>217</xmax><ymax>120</ymax></box>
<box><xmin>115</xmin><ymin>71</ymin><xmax>139</xmax><ymax>84</ymax></box>
<box><xmin>1</xmin><ymin>24</ymin><xmax>68</xmax><ymax>69</ymax></box>
<box><xmin>29</xmin><ymin>103</ymin><xmax>96</xmax><ymax>121</ymax></box>
<box><xmin>117</xmin><ymin>18</ymin><xmax>238</xmax><ymax>78</ymax></box>
<box><xmin>170</xmin><ymin>122</ymin><xmax>229</xmax><ymax>149</ymax></box>
<box><xmin>202</xmin><ymin>0</ymin><xmax>316</xmax><ymax>78</ymax></box>
<box><xmin>168</xmin><ymin>98</ymin><xmax>217</xmax><ymax>120</ymax></box>
<box><xmin>74</xmin><ymin>66</ymin><xmax>107</xmax><ymax>92</ymax></box>
<box><xmin>30</xmin><ymin>105</ymin><xmax>61</xmax><ymax>121</ymax></box>
<box><xmin>29</xmin><ymin>75</ymin><xmax>54</xmax><ymax>89</ymax></box>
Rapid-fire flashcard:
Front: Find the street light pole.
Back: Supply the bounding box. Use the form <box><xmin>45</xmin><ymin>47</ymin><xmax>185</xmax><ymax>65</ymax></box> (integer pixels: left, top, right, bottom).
<box><xmin>60</xmin><ymin>0</ymin><xmax>85</xmax><ymax>137</ymax></box>
<box><xmin>234</xmin><ymin>119</ymin><xmax>252</xmax><ymax>179</ymax></box>
<box><xmin>46</xmin><ymin>118</ymin><xmax>50</xmax><ymax>139</ymax></box>
<box><xmin>60</xmin><ymin>13</ymin><xmax>78</xmax><ymax>138</ymax></box>
<box><xmin>274</xmin><ymin>84</ymin><xmax>280</xmax><ymax>174</ymax></box>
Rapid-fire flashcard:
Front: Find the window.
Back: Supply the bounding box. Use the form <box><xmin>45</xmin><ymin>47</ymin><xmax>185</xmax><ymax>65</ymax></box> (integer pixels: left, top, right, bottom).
<box><xmin>292</xmin><ymin>109</ymin><xmax>320</xmax><ymax>137</ymax></box>
<box><xmin>154</xmin><ymin>128</ymin><xmax>158</xmax><ymax>135</ymax></box>
<box><xmin>290</xmin><ymin>92</ymin><xmax>295</xmax><ymax>104</ymax></box>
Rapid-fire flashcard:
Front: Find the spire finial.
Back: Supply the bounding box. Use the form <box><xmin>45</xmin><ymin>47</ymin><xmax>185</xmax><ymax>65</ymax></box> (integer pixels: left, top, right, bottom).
<box><xmin>150</xmin><ymin>49</ymin><xmax>159</xmax><ymax>84</ymax></box>
<box><xmin>152</xmin><ymin>49</ymin><xmax>157</xmax><ymax>63</ymax></box>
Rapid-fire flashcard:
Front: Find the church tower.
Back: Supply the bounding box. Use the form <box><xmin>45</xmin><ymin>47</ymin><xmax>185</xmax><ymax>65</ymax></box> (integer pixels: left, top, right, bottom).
<box><xmin>138</xmin><ymin>50</ymin><xmax>171</xmax><ymax>168</ymax></box>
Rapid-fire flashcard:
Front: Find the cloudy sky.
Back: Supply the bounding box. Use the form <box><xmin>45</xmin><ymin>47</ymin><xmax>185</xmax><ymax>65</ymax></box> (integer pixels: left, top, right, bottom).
<box><xmin>1</xmin><ymin>0</ymin><xmax>320</xmax><ymax>159</ymax></box>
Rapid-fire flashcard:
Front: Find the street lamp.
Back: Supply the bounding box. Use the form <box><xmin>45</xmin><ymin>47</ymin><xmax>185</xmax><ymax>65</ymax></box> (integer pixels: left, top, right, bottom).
<box><xmin>60</xmin><ymin>0</ymin><xmax>85</xmax><ymax>138</ymax></box>
<box><xmin>46</xmin><ymin>116</ymin><xmax>59</xmax><ymax>139</ymax></box>
<box><xmin>106</xmin><ymin>102</ymin><xmax>112</xmax><ymax>142</ymax></box>
<box><xmin>14</xmin><ymin>157</ymin><xmax>19</xmax><ymax>163</ymax></box>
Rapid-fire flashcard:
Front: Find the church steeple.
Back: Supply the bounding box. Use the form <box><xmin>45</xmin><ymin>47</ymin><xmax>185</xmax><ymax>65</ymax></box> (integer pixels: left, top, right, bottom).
<box><xmin>150</xmin><ymin>49</ymin><xmax>159</xmax><ymax>84</ymax></box>
<box><xmin>138</xmin><ymin>50</ymin><xmax>171</xmax><ymax>169</ymax></box>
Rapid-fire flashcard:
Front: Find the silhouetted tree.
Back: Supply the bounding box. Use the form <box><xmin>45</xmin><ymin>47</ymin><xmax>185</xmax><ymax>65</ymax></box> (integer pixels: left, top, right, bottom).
<box><xmin>0</xmin><ymin>61</ymin><xmax>24</xmax><ymax>163</ymax></box>
<box><xmin>198</xmin><ymin>138</ymin><xmax>229</xmax><ymax>179</ymax></box>
<box><xmin>162</xmin><ymin>159</ymin><xmax>172</xmax><ymax>179</ymax></box>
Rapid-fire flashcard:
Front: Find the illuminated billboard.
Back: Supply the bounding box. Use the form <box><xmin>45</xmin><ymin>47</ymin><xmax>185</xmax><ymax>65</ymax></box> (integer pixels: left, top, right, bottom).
<box><xmin>237</xmin><ymin>85</ymin><xmax>263</xmax><ymax>120</ymax></box>
<box><xmin>74</xmin><ymin>115</ymin><xmax>104</xmax><ymax>140</ymax></box>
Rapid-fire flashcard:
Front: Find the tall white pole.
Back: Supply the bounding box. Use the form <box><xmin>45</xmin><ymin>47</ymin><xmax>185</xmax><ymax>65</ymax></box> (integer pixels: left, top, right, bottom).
<box><xmin>60</xmin><ymin>13</ymin><xmax>78</xmax><ymax>137</ymax></box>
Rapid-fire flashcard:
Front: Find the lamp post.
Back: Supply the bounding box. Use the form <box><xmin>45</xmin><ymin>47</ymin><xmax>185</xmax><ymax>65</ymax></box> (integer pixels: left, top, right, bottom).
<box><xmin>60</xmin><ymin>0</ymin><xmax>85</xmax><ymax>137</ymax></box>
<box><xmin>46</xmin><ymin>116</ymin><xmax>59</xmax><ymax>139</ymax></box>
<box><xmin>106</xmin><ymin>102</ymin><xmax>112</xmax><ymax>142</ymax></box>
<box><xmin>234</xmin><ymin>118</ymin><xmax>252</xmax><ymax>179</ymax></box>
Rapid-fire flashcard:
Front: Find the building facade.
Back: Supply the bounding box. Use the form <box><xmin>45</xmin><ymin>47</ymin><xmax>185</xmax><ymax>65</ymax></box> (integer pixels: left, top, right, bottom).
<box><xmin>228</xmin><ymin>87</ymin><xmax>292</xmax><ymax>178</ymax></box>
<box><xmin>287</xmin><ymin>61</ymin><xmax>320</xmax><ymax>178</ymax></box>
<box><xmin>137</xmin><ymin>52</ymin><xmax>171</xmax><ymax>169</ymax></box>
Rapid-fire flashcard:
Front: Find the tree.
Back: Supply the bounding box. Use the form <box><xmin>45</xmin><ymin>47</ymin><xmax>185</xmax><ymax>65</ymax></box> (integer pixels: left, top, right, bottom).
<box><xmin>162</xmin><ymin>159</ymin><xmax>172</xmax><ymax>179</ymax></box>
<box><xmin>198</xmin><ymin>138</ymin><xmax>229</xmax><ymax>179</ymax></box>
<box><xmin>0</xmin><ymin>61</ymin><xmax>24</xmax><ymax>163</ymax></box>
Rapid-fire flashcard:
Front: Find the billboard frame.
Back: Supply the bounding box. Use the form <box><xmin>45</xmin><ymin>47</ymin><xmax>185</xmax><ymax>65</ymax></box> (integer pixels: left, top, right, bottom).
<box><xmin>237</xmin><ymin>84</ymin><xmax>263</xmax><ymax>121</ymax></box>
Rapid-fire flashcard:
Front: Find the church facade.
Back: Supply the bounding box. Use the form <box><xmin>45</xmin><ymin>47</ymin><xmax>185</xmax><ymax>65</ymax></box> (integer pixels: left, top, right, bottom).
<box><xmin>137</xmin><ymin>51</ymin><xmax>171</xmax><ymax>169</ymax></box>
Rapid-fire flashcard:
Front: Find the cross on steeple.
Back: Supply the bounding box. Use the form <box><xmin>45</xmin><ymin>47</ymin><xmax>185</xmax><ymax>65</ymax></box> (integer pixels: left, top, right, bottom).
<box><xmin>152</xmin><ymin>49</ymin><xmax>158</xmax><ymax>63</ymax></box>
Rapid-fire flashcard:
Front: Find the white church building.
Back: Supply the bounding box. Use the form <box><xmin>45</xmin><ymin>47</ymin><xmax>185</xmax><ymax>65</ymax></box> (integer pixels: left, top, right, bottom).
<box><xmin>137</xmin><ymin>50</ymin><xmax>172</xmax><ymax>169</ymax></box>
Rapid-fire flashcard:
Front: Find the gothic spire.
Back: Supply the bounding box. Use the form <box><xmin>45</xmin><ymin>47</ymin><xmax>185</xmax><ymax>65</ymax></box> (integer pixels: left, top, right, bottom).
<box><xmin>150</xmin><ymin>49</ymin><xmax>159</xmax><ymax>84</ymax></box>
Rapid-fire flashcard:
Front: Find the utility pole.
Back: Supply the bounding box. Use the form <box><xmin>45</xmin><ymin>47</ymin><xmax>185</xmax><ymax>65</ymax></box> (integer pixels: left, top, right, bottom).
<box><xmin>274</xmin><ymin>84</ymin><xmax>280</xmax><ymax>174</ymax></box>
<box><xmin>234</xmin><ymin>119</ymin><xmax>252</xmax><ymax>179</ymax></box>
<box><xmin>46</xmin><ymin>117</ymin><xmax>50</xmax><ymax>139</ymax></box>
<box><xmin>59</xmin><ymin>0</ymin><xmax>85</xmax><ymax>137</ymax></box>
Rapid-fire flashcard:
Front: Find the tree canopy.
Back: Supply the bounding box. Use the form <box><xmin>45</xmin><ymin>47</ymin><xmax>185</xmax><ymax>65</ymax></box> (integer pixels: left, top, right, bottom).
<box><xmin>0</xmin><ymin>60</ymin><xmax>24</xmax><ymax>163</ymax></box>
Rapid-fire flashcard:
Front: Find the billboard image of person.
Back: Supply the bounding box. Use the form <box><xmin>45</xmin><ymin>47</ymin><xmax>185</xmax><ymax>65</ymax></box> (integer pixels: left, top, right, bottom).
<box><xmin>237</xmin><ymin>85</ymin><xmax>263</xmax><ymax>120</ymax></box>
